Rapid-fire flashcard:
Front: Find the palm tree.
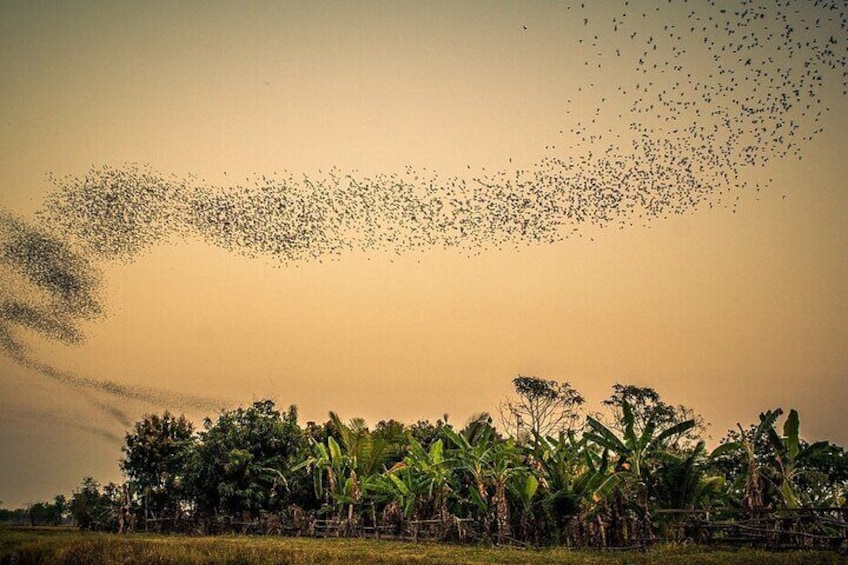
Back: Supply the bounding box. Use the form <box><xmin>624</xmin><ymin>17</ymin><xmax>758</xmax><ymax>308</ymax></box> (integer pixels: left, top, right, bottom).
<box><xmin>328</xmin><ymin>412</ymin><xmax>402</xmax><ymax>478</ymax></box>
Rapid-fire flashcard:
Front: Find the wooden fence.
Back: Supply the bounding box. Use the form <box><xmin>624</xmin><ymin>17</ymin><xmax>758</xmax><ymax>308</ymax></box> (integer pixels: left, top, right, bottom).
<box><xmin>653</xmin><ymin>507</ymin><xmax>848</xmax><ymax>551</ymax></box>
<box><xmin>140</xmin><ymin>507</ymin><xmax>848</xmax><ymax>551</ymax></box>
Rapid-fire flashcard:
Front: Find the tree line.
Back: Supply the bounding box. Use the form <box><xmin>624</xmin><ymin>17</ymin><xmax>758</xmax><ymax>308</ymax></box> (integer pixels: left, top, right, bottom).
<box><xmin>5</xmin><ymin>377</ymin><xmax>847</xmax><ymax>547</ymax></box>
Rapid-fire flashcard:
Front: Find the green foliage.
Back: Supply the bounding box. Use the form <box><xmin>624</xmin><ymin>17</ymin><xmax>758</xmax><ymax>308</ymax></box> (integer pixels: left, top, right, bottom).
<box><xmin>186</xmin><ymin>400</ymin><xmax>306</xmax><ymax>520</ymax></box>
<box><xmin>708</xmin><ymin>408</ymin><xmax>837</xmax><ymax>510</ymax></box>
<box><xmin>766</xmin><ymin>409</ymin><xmax>831</xmax><ymax>508</ymax></box>
<box><xmin>710</xmin><ymin>409</ymin><xmax>783</xmax><ymax>509</ymax></box>
<box><xmin>120</xmin><ymin>411</ymin><xmax>195</xmax><ymax>525</ymax></box>
<box><xmin>407</xmin><ymin>417</ymin><xmax>450</xmax><ymax>450</ymax></box>
<box><xmin>0</xmin><ymin>505</ymin><xmax>29</xmax><ymax>525</ymax></box>
<box><xmin>69</xmin><ymin>478</ymin><xmax>118</xmax><ymax>531</ymax></box>
<box><xmin>651</xmin><ymin>442</ymin><xmax>727</xmax><ymax>509</ymax></box>
<box><xmin>794</xmin><ymin>442</ymin><xmax>848</xmax><ymax>506</ymax></box>
<box><xmin>585</xmin><ymin>398</ymin><xmax>695</xmax><ymax>483</ymax></box>
<box><xmin>24</xmin><ymin>495</ymin><xmax>67</xmax><ymax>526</ymax></box>
<box><xmin>602</xmin><ymin>384</ymin><xmax>705</xmax><ymax>446</ymax></box>
<box><xmin>19</xmin><ymin>382</ymin><xmax>848</xmax><ymax>550</ymax></box>
<box><xmin>296</xmin><ymin>411</ymin><xmax>408</xmax><ymax>518</ymax></box>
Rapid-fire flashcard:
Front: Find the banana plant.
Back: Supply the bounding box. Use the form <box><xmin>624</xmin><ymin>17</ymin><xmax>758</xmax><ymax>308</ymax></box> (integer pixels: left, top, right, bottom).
<box><xmin>487</xmin><ymin>440</ymin><xmax>526</xmax><ymax>543</ymax></box>
<box><xmin>298</xmin><ymin>412</ymin><xmax>408</xmax><ymax>524</ymax></box>
<box><xmin>765</xmin><ymin>409</ymin><xmax>830</xmax><ymax>508</ymax></box>
<box><xmin>652</xmin><ymin>441</ymin><xmax>726</xmax><ymax>509</ymax></box>
<box><xmin>533</xmin><ymin>433</ymin><xmax>608</xmax><ymax>520</ymax></box>
<box><xmin>507</xmin><ymin>472</ymin><xmax>539</xmax><ymax>542</ymax></box>
<box><xmin>368</xmin><ymin>461</ymin><xmax>425</xmax><ymax>519</ymax></box>
<box><xmin>411</xmin><ymin>438</ymin><xmax>456</xmax><ymax>522</ymax></box>
<box><xmin>293</xmin><ymin>435</ymin><xmax>361</xmax><ymax>520</ymax></box>
<box><xmin>710</xmin><ymin>408</ymin><xmax>782</xmax><ymax>509</ymax></box>
<box><xmin>582</xmin><ymin>403</ymin><xmax>694</xmax><ymax>544</ymax></box>
<box><xmin>328</xmin><ymin>412</ymin><xmax>401</xmax><ymax>478</ymax></box>
<box><xmin>585</xmin><ymin>400</ymin><xmax>695</xmax><ymax>499</ymax></box>
<box><xmin>444</xmin><ymin>426</ymin><xmax>526</xmax><ymax>543</ymax></box>
<box><xmin>443</xmin><ymin>427</ymin><xmax>495</xmax><ymax>516</ymax></box>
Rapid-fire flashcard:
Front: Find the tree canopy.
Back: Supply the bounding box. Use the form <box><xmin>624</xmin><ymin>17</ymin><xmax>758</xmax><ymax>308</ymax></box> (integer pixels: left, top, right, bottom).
<box><xmin>16</xmin><ymin>381</ymin><xmax>846</xmax><ymax>550</ymax></box>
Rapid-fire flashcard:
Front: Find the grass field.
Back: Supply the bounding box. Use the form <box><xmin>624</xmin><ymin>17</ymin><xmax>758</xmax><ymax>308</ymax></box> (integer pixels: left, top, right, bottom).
<box><xmin>1</xmin><ymin>527</ymin><xmax>845</xmax><ymax>565</ymax></box>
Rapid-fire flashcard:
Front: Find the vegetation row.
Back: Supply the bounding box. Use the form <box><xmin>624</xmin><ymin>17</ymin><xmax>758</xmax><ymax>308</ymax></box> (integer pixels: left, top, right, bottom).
<box><xmin>3</xmin><ymin>378</ymin><xmax>847</xmax><ymax>551</ymax></box>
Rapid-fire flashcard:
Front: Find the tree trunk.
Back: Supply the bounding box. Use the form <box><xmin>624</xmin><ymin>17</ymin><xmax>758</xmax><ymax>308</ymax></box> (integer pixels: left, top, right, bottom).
<box><xmin>494</xmin><ymin>481</ymin><xmax>511</xmax><ymax>544</ymax></box>
<box><xmin>371</xmin><ymin>502</ymin><xmax>379</xmax><ymax>539</ymax></box>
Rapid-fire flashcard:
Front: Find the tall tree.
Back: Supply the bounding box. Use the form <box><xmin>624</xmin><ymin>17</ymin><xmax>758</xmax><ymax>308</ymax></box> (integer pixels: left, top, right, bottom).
<box><xmin>602</xmin><ymin>384</ymin><xmax>705</xmax><ymax>446</ymax></box>
<box><xmin>69</xmin><ymin>477</ymin><xmax>117</xmax><ymax>531</ymax></box>
<box><xmin>121</xmin><ymin>411</ymin><xmax>195</xmax><ymax>527</ymax></box>
<box><xmin>27</xmin><ymin>497</ymin><xmax>66</xmax><ymax>526</ymax></box>
<box><xmin>187</xmin><ymin>400</ymin><xmax>306</xmax><ymax>523</ymax></box>
<box><xmin>498</xmin><ymin>375</ymin><xmax>585</xmax><ymax>442</ymax></box>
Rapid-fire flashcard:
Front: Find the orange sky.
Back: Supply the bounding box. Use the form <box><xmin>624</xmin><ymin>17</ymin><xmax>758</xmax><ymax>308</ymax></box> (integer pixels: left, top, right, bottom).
<box><xmin>1</xmin><ymin>1</ymin><xmax>846</xmax><ymax>507</ymax></box>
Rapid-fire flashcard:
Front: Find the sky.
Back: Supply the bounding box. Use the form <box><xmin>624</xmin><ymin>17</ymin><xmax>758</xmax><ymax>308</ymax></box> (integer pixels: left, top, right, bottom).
<box><xmin>1</xmin><ymin>1</ymin><xmax>846</xmax><ymax>507</ymax></box>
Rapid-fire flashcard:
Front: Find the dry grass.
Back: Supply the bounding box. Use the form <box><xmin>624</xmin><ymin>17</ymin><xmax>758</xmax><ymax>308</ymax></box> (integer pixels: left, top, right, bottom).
<box><xmin>1</xmin><ymin>527</ymin><xmax>844</xmax><ymax>565</ymax></box>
